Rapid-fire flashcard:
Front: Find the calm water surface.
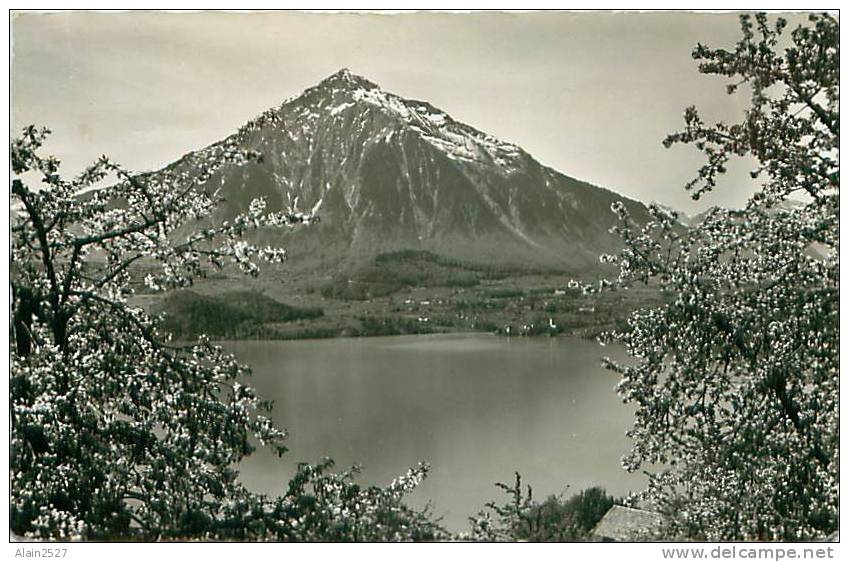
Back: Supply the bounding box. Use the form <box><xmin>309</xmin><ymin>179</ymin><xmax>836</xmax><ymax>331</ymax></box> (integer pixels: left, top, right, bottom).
<box><xmin>224</xmin><ymin>333</ymin><xmax>645</xmax><ymax>532</ymax></box>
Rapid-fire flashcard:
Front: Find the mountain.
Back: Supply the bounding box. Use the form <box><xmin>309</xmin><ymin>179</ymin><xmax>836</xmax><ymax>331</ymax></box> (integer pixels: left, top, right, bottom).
<box><xmin>169</xmin><ymin>68</ymin><xmax>652</xmax><ymax>270</ymax></box>
<box><xmin>668</xmin><ymin>198</ymin><xmax>810</xmax><ymax>229</ymax></box>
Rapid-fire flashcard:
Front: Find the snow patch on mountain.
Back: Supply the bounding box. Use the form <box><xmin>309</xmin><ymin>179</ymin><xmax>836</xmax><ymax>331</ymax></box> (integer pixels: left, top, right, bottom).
<box><xmin>330</xmin><ymin>101</ymin><xmax>356</xmax><ymax>116</ymax></box>
<box><xmin>312</xmin><ymin>70</ymin><xmax>524</xmax><ymax>172</ymax></box>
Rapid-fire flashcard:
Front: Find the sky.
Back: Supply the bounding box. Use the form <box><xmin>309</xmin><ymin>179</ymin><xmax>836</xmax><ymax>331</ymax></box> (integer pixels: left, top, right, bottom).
<box><xmin>10</xmin><ymin>10</ymin><xmax>812</xmax><ymax>214</ymax></box>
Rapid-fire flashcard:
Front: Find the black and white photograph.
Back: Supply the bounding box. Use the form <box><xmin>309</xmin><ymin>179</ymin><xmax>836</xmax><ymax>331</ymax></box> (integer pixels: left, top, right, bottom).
<box><xmin>6</xmin><ymin>4</ymin><xmax>840</xmax><ymax>554</ymax></box>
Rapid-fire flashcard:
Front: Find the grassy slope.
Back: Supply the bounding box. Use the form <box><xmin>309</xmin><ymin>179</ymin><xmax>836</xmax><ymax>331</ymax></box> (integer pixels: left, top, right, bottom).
<box><xmin>154</xmin><ymin>289</ymin><xmax>323</xmax><ymax>339</ymax></box>
<box><xmin>142</xmin><ymin>249</ymin><xmax>662</xmax><ymax>341</ymax></box>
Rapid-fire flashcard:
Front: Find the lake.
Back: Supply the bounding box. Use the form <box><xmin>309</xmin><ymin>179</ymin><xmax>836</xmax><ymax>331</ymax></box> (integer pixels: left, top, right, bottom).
<box><xmin>225</xmin><ymin>333</ymin><xmax>645</xmax><ymax>532</ymax></box>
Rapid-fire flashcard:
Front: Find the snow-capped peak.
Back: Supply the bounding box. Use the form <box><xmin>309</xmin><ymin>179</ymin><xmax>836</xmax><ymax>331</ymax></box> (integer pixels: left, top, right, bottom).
<box><xmin>319</xmin><ymin>68</ymin><xmax>377</xmax><ymax>90</ymax></box>
<box><xmin>309</xmin><ymin>70</ymin><xmax>525</xmax><ymax>170</ymax></box>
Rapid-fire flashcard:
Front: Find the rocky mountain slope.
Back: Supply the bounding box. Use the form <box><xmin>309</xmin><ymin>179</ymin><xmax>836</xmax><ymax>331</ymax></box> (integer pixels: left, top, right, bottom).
<box><xmin>170</xmin><ymin>69</ymin><xmax>652</xmax><ymax>270</ymax></box>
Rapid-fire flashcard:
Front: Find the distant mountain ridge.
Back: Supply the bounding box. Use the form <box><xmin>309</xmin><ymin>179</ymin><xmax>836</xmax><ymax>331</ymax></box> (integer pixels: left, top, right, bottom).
<box><xmin>658</xmin><ymin>198</ymin><xmax>811</xmax><ymax>228</ymax></box>
<box><xmin>168</xmin><ymin>68</ymin><xmax>653</xmax><ymax>269</ymax></box>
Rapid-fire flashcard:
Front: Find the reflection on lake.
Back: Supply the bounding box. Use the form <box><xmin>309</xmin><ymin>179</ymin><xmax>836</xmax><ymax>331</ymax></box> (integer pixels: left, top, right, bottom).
<box><xmin>225</xmin><ymin>333</ymin><xmax>645</xmax><ymax>532</ymax></box>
